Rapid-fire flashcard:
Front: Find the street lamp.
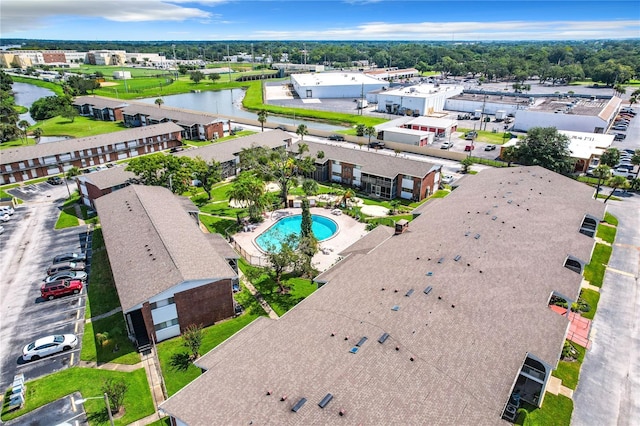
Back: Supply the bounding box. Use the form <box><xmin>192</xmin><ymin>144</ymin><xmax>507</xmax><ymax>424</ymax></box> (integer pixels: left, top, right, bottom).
<box><xmin>74</xmin><ymin>393</ymin><xmax>114</xmax><ymax>426</ymax></box>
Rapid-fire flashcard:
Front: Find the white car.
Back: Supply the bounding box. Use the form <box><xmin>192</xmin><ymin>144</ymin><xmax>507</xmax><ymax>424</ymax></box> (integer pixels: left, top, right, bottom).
<box><xmin>0</xmin><ymin>206</ymin><xmax>14</xmax><ymax>215</ymax></box>
<box><xmin>0</xmin><ymin>213</ymin><xmax>10</xmax><ymax>222</ymax></box>
<box><xmin>22</xmin><ymin>334</ymin><xmax>78</xmax><ymax>361</ymax></box>
<box><xmin>44</xmin><ymin>270</ymin><xmax>88</xmax><ymax>283</ymax></box>
<box><xmin>440</xmin><ymin>142</ymin><xmax>454</xmax><ymax>149</ymax></box>
<box><xmin>441</xmin><ymin>175</ymin><xmax>455</xmax><ymax>184</ymax></box>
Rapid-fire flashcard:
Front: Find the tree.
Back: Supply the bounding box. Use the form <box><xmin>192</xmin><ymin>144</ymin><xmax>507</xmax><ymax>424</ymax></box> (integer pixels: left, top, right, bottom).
<box><xmin>599</xmin><ymin>148</ymin><xmax>620</xmax><ymax>168</ymax></box>
<box><xmin>30</xmin><ymin>95</ymin><xmax>72</xmax><ymax>121</ymax></box>
<box><xmin>102</xmin><ymin>378</ymin><xmax>128</xmax><ymax>415</ymax></box>
<box><xmin>190</xmin><ymin>70</ymin><xmax>205</xmax><ymax>84</ymax></box>
<box><xmin>32</xmin><ymin>127</ymin><xmax>43</xmax><ymax>143</ymax></box>
<box><xmin>58</xmin><ymin>105</ymin><xmax>79</xmax><ymax>122</ymax></box>
<box><xmin>264</xmin><ymin>233</ymin><xmax>299</xmax><ymax>293</ymax></box>
<box><xmin>364</xmin><ymin>126</ymin><xmax>377</xmax><ymax>149</ymax></box>
<box><xmin>126</xmin><ymin>153</ymin><xmax>195</xmax><ymax>194</ymax></box>
<box><xmin>297</xmin><ymin>198</ymin><xmax>318</xmax><ymax>277</ymax></box>
<box><xmin>296</xmin><ymin>124</ymin><xmax>308</xmax><ymax>140</ymax></box>
<box><xmin>604</xmin><ymin>175</ymin><xmax>629</xmax><ymax>203</ymax></box>
<box><xmin>17</xmin><ymin>120</ymin><xmax>29</xmax><ymax>143</ymax></box>
<box><xmin>501</xmin><ymin>146</ymin><xmax>519</xmax><ymax>167</ymax></box>
<box><xmin>182</xmin><ymin>324</ymin><xmax>204</xmax><ymax>360</ymax></box>
<box><xmin>630</xmin><ymin>149</ymin><xmax>640</xmax><ymax>179</ymax></box>
<box><xmin>66</xmin><ymin>166</ymin><xmax>82</xmax><ymax>179</ymax></box>
<box><xmin>155</xmin><ymin>98</ymin><xmax>164</xmax><ymax>108</ymax></box>
<box><xmin>514</xmin><ymin>127</ymin><xmax>574</xmax><ymax>174</ymax></box>
<box><xmin>226</xmin><ymin>171</ymin><xmax>267</xmax><ymax>221</ymax></box>
<box><xmin>209</xmin><ymin>73</ymin><xmax>221</xmax><ymax>82</ymax></box>
<box><xmin>355</xmin><ymin>124</ymin><xmax>365</xmax><ymax>137</ymax></box>
<box><xmin>302</xmin><ymin>178</ymin><xmax>318</xmax><ymax>197</ymax></box>
<box><xmin>191</xmin><ymin>157</ymin><xmax>222</xmax><ymax>200</ymax></box>
<box><xmin>257</xmin><ymin>109</ymin><xmax>268</xmax><ymax>132</ymax></box>
<box><xmin>593</xmin><ymin>165</ymin><xmax>611</xmax><ymax>199</ymax></box>
<box><xmin>461</xmin><ymin>157</ymin><xmax>474</xmax><ymax>174</ymax></box>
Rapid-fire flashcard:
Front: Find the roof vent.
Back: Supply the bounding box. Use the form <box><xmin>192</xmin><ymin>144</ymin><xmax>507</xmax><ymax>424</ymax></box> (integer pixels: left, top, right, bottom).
<box><xmin>437</xmin><ymin>257</ymin><xmax>444</xmax><ymax>264</ymax></box>
<box><xmin>392</xmin><ymin>305</ymin><xmax>400</xmax><ymax>311</ymax></box>
<box><xmin>423</xmin><ymin>286</ymin><xmax>433</xmax><ymax>295</ymax></box>
<box><xmin>291</xmin><ymin>398</ymin><xmax>307</xmax><ymax>412</ymax></box>
<box><xmin>454</xmin><ymin>255</ymin><xmax>461</xmax><ymax>261</ymax></box>
<box><xmin>356</xmin><ymin>337</ymin><xmax>368</xmax><ymax>347</ymax></box>
<box><xmin>318</xmin><ymin>393</ymin><xmax>333</xmax><ymax>409</ymax></box>
<box><xmin>405</xmin><ymin>289</ymin><xmax>414</xmax><ymax>297</ymax></box>
<box><xmin>474</xmin><ymin>234</ymin><xmax>481</xmax><ymax>239</ymax></box>
<box><xmin>378</xmin><ymin>333</ymin><xmax>390</xmax><ymax>343</ymax></box>
<box><xmin>349</xmin><ymin>347</ymin><xmax>359</xmax><ymax>354</ymax></box>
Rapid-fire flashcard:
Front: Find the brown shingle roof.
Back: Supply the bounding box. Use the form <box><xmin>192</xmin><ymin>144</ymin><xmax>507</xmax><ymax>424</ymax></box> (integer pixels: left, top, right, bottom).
<box><xmin>121</xmin><ymin>103</ymin><xmax>223</xmax><ymax>126</ymax></box>
<box><xmin>0</xmin><ymin>122</ymin><xmax>183</xmax><ymax>164</ymax></box>
<box><xmin>160</xmin><ymin>166</ymin><xmax>604</xmax><ymax>425</ymax></box>
<box><xmin>77</xmin><ymin>166</ymin><xmax>136</xmax><ymax>190</ymax></box>
<box><xmin>73</xmin><ymin>95</ymin><xmax>128</xmax><ymax>109</ymax></box>
<box><xmin>297</xmin><ymin>141</ymin><xmax>440</xmax><ymax>179</ymax></box>
<box><xmin>95</xmin><ymin>185</ymin><xmax>236</xmax><ymax>313</ymax></box>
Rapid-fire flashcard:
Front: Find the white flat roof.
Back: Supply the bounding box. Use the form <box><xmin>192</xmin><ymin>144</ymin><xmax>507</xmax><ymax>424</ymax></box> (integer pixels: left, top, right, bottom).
<box><xmin>292</xmin><ymin>72</ymin><xmax>385</xmax><ymax>87</ymax></box>
<box><xmin>559</xmin><ymin>130</ymin><xmax>614</xmax><ymax>160</ymax></box>
<box><xmin>406</xmin><ymin>116</ymin><xmax>458</xmax><ymax>128</ymax></box>
<box><xmin>384</xmin><ymin>127</ymin><xmax>432</xmax><ymax>136</ymax></box>
<box><xmin>382</xmin><ymin>84</ymin><xmax>464</xmax><ymax>98</ymax></box>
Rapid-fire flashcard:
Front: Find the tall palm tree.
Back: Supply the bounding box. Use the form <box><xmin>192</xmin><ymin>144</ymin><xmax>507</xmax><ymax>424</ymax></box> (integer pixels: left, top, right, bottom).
<box><xmin>226</xmin><ymin>171</ymin><xmax>267</xmax><ymax>221</ymax></box>
<box><xmin>32</xmin><ymin>127</ymin><xmax>43</xmax><ymax>144</ymax></box>
<box><xmin>364</xmin><ymin>126</ymin><xmax>377</xmax><ymax>149</ymax></box>
<box><xmin>17</xmin><ymin>120</ymin><xmax>29</xmax><ymax>143</ymax></box>
<box><xmin>155</xmin><ymin>98</ymin><xmax>164</xmax><ymax>108</ymax></box>
<box><xmin>257</xmin><ymin>110</ymin><xmax>268</xmax><ymax>132</ymax></box>
<box><xmin>631</xmin><ymin>149</ymin><xmax>640</xmax><ymax>179</ymax></box>
<box><xmin>593</xmin><ymin>165</ymin><xmax>611</xmax><ymax>199</ymax></box>
<box><xmin>604</xmin><ymin>175</ymin><xmax>629</xmax><ymax>203</ymax></box>
<box><xmin>296</xmin><ymin>124</ymin><xmax>308</xmax><ymax>141</ymax></box>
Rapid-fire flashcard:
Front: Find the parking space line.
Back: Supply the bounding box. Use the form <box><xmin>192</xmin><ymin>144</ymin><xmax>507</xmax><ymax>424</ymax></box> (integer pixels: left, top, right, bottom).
<box><xmin>16</xmin><ymin>347</ymin><xmax>81</xmax><ymax>369</ymax></box>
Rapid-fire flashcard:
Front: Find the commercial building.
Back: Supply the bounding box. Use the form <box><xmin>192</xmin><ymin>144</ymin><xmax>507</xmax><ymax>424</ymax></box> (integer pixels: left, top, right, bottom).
<box><xmin>95</xmin><ymin>185</ymin><xmax>238</xmax><ymax>346</ymax></box>
<box><xmin>160</xmin><ymin>166</ymin><xmax>604</xmax><ymax>425</ymax></box>
<box><xmin>364</xmin><ymin>68</ymin><xmax>420</xmax><ymax>81</ymax></box>
<box><xmin>0</xmin><ymin>122</ymin><xmax>183</xmax><ymax>184</ymax></box>
<box><xmin>291</xmin><ymin>72</ymin><xmax>388</xmax><ymax>99</ymax></box>
<box><xmin>373</xmin><ymin>83</ymin><xmax>463</xmax><ymax>116</ymax></box>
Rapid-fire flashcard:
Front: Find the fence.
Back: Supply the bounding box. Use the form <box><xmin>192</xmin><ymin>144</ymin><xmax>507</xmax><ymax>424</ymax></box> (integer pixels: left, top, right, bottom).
<box><xmin>230</xmin><ymin>239</ymin><xmax>271</xmax><ymax>267</ymax></box>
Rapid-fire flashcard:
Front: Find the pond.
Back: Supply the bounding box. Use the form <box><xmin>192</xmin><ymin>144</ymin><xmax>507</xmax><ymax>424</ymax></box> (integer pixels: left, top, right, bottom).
<box><xmin>12</xmin><ymin>82</ymin><xmax>56</xmax><ymax>125</ymax></box>
<box><xmin>255</xmin><ymin>214</ymin><xmax>338</xmax><ymax>252</ymax></box>
<box><xmin>138</xmin><ymin>90</ymin><xmax>346</xmax><ymax>131</ymax></box>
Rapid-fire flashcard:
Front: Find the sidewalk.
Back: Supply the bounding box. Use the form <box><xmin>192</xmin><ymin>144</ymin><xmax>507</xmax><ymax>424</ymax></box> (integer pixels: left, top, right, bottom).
<box><xmin>239</xmin><ymin>270</ymin><xmax>279</xmax><ymax>320</ymax></box>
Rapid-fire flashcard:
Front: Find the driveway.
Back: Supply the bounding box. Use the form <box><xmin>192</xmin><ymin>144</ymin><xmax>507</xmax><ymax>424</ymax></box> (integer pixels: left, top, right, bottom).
<box><xmin>571</xmin><ymin>194</ymin><xmax>640</xmax><ymax>426</ymax></box>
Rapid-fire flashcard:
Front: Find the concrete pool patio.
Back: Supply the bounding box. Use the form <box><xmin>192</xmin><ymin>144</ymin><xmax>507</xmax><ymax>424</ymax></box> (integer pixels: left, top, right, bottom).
<box><xmin>230</xmin><ymin>207</ymin><xmax>368</xmax><ymax>272</ymax></box>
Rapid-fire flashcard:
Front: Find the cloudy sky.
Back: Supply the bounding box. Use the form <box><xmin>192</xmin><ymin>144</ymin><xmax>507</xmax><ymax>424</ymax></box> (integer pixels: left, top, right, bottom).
<box><xmin>1</xmin><ymin>0</ymin><xmax>639</xmax><ymax>41</ymax></box>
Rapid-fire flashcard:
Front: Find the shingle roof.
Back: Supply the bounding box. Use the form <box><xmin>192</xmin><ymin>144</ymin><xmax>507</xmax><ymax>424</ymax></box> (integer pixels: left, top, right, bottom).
<box><xmin>77</xmin><ymin>166</ymin><xmax>136</xmax><ymax>190</ymax></box>
<box><xmin>121</xmin><ymin>103</ymin><xmax>223</xmax><ymax>126</ymax></box>
<box><xmin>175</xmin><ymin>130</ymin><xmax>291</xmax><ymax>163</ymax></box>
<box><xmin>0</xmin><ymin>122</ymin><xmax>183</xmax><ymax>165</ymax></box>
<box><xmin>95</xmin><ymin>185</ymin><xmax>236</xmax><ymax>313</ymax></box>
<box><xmin>297</xmin><ymin>141</ymin><xmax>440</xmax><ymax>179</ymax></box>
<box><xmin>205</xmin><ymin>233</ymin><xmax>239</xmax><ymax>260</ymax></box>
<box><xmin>74</xmin><ymin>95</ymin><xmax>128</xmax><ymax>109</ymax></box>
<box><xmin>160</xmin><ymin>166</ymin><xmax>604</xmax><ymax>425</ymax></box>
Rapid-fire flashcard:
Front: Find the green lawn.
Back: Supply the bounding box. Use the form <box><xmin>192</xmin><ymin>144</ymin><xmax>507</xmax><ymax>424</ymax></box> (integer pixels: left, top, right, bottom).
<box><xmin>157</xmin><ymin>287</ymin><xmax>265</xmax><ymax>396</ymax></box>
<box><xmin>81</xmin><ymin>313</ymin><xmax>140</xmax><ymax>365</ymax></box>
<box><xmin>457</xmin><ymin>128</ymin><xmax>513</xmax><ymax>144</ymax></box>
<box><xmin>85</xmin><ymin>228</ymin><xmax>121</xmax><ymax>318</ymax></box>
<box><xmin>239</xmin><ymin>259</ymin><xmax>317</xmax><ymax>316</ymax></box>
<box><xmin>430</xmin><ymin>189</ymin><xmax>450</xmax><ymax>199</ymax></box>
<box><xmin>54</xmin><ymin>207</ymin><xmax>80</xmax><ymax>229</ymax></box>
<box><xmin>596</xmin><ymin>224</ymin><xmax>616</xmax><ymax>244</ymax></box>
<box><xmin>516</xmin><ymin>393</ymin><xmax>573</xmax><ymax>425</ymax></box>
<box><xmin>33</xmin><ymin>116</ymin><xmax>126</xmax><ymax>138</ymax></box>
<box><xmin>199</xmin><ymin>215</ymin><xmax>239</xmax><ymax>235</ymax></box>
<box><xmin>552</xmin><ymin>342</ymin><xmax>586</xmax><ymax>390</ymax></box>
<box><xmin>583</xmin><ymin>243</ymin><xmax>612</xmax><ymax>288</ymax></box>
<box><xmin>579</xmin><ymin>288</ymin><xmax>600</xmax><ymax>321</ymax></box>
<box><xmin>1</xmin><ymin>368</ymin><xmax>153</xmax><ymax>425</ymax></box>
<box><xmin>603</xmin><ymin>212</ymin><xmax>618</xmax><ymax>226</ymax></box>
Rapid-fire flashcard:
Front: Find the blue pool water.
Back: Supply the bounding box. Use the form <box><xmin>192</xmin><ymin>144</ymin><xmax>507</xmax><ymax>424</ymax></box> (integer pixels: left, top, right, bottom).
<box><xmin>256</xmin><ymin>215</ymin><xmax>338</xmax><ymax>252</ymax></box>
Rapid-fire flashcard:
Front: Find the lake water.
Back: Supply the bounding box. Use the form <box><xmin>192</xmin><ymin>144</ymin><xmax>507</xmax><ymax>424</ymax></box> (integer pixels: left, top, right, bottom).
<box><xmin>12</xmin><ymin>82</ymin><xmax>56</xmax><ymax>125</ymax></box>
<box><xmin>138</xmin><ymin>90</ymin><xmax>345</xmax><ymax>131</ymax></box>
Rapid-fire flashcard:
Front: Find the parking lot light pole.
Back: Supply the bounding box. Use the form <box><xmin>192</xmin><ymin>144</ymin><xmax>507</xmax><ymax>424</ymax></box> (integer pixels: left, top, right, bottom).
<box><xmin>74</xmin><ymin>394</ymin><xmax>114</xmax><ymax>426</ymax></box>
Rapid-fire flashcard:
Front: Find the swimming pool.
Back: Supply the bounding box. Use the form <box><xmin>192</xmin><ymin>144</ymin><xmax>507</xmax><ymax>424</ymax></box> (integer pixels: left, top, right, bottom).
<box><xmin>255</xmin><ymin>214</ymin><xmax>338</xmax><ymax>252</ymax></box>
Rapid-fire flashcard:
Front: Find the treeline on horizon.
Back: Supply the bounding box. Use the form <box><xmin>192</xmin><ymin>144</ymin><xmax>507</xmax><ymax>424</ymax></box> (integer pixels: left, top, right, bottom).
<box><xmin>2</xmin><ymin>39</ymin><xmax>639</xmax><ymax>85</ymax></box>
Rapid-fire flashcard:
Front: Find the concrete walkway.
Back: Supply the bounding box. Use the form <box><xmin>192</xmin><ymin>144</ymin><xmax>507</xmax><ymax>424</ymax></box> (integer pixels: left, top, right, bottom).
<box><xmin>85</xmin><ymin>306</ymin><xmax>122</xmax><ymax>323</ymax></box>
<box><xmin>239</xmin><ymin>270</ymin><xmax>279</xmax><ymax>320</ymax></box>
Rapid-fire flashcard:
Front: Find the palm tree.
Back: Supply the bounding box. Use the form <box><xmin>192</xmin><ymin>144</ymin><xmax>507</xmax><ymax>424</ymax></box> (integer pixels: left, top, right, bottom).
<box><xmin>631</xmin><ymin>149</ymin><xmax>640</xmax><ymax>179</ymax></box>
<box><xmin>155</xmin><ymin>98</ymin><xmax>164</xmax><ymax>108</ymax></box>
<box><xmin>18</xmin><ymin>120</ymin><xmax>29</xmax><ymax>143</ymax></box>
<box><xmin>364</xmin><ymin>126</ymin><xmax>377</xmax><ymax>149</ymax></box>
<box><xmin>226</xmin><ymin>171</ymin><xmax>267</xmax><ymax>221</ymax></box>
<box><xmin>604</xmin><ymin>175</ymin><xmax>629</xmax><ymax>203</ymax></box>
<box><xmin>593</xmin><ymin>165</ymin><xmax>611</xmax><ymax>199</ymax></box>
<box><xmin>296</xmin><ymin>124</ymin><xmax>308</xmax><ymax>141</ymax></box>
<box><xmin>257</xmin><ymin>110</ymin><xmax>268</xmax><ymax>132</ymax></box>
<box><xmin>32</xmin><ymin>127</ymin><xmax>43</xmax><ymax>144</ymax></box>
<box><xmin>461</xmin><ymin>157</ymin><xmax>474</xmax><ymax>174</ymax></box>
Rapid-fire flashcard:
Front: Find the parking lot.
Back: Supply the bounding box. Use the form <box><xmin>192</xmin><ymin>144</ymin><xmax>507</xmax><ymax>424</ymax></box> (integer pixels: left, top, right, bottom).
<box><xmin>0</xmin><ymin>181</ymin><xmax>90</xmax><ymax>391</ymax></box>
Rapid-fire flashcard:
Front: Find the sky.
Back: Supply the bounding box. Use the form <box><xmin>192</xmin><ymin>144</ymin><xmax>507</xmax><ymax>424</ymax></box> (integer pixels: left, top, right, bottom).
<box><xmin>1</xmin><ymin>0</ymin><xmax>639</xmax><ymax>41</ymax></box>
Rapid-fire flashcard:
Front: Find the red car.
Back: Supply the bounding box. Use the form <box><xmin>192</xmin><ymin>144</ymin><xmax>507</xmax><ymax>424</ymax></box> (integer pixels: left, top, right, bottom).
<box><xmin>41</xmin><ymin>279</ymin><xmax>83</xmax><ymax>300</ymax></box>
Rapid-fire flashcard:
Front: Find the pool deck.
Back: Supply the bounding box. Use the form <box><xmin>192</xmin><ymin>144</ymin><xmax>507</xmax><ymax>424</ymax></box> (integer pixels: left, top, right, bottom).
<box><xmin>232</xmin><ymin>207</ymin><xmax>368</xmax><ymax>272</ymax></box>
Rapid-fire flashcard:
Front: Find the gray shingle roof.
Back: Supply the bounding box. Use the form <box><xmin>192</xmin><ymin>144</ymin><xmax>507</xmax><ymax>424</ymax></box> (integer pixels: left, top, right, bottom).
<box><xmin>175</xmin><ymin>130</ymin><xmax>291</xmax><ymax>163</ymax></box>
<box><xmin>0</xmin><ymin>122</ymin><xmax>183</xmax><ymax>165</ymax></box>
<box><xmin>121</xmin><ymin>103</ymin><xmax>223</xmax><ymax>126</ymax></box>
<box><xmin>160</xmin><ymin>166</ymin><xmax>604</xmax><ymax>425</ymax></box>
<box><xmin>95</xmin><ymin>185</ymin><xmax>236</xmax><ymax>313</ymax></box>
<box><xmin>297</xmin><ymin>141</ymin><xmax>440</xmax><ymax>179</ymax></box>
<box><xmin>74</xmin><ymin>95</ymin><xmax>128</xmax><ymax>109</ymax></box>
<box><xmin>77</xmin><ymin>166</ymin><xmax>136</xmax><ymax>190</ymax></box>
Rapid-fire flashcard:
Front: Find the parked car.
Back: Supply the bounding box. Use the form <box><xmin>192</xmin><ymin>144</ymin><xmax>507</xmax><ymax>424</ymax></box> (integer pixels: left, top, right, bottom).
<box><xmin>41</xmin><ymin>279</ymin><xmax>83</xmax><ymax>300</ymax></box>
<box><xmin>328</xmin><ymin>134</ymin><xmax>346</xmax><ymax>141</ymax></box>
<box><xmin>612</xmin><ymin>168</ymin><xmax>634</xmax><ymax>179</ymax></box>
<box><xmin>613</xmin><ymin>133</ymin><xmax>626</xmax><ymax>141</ymax></box>
<box><xmin>0</xmin><ymin>213</ymin><xmax>10</xmax><ymax>222</ymax></box>
<box><xmin>484</xmin><ymin>144</ymin><xmax>496</xmax><ymax>151</ymax></box>
<box><xmin>47</xmin><ymin>176</ymin><xmax>63</xmax><ymax>185</ymax></box>
<box><xmin>612</xmin><ymin>125</ymin><xmax>628</xmax><ymax>131</ymax></box>
<box><xmin>52</xmin><ymin>252</ymin><xmax>86</xmax><ymax>264</ymax></box>
<box><xmin>441</xmin><ymin>175</ymin><xmax>455</xmax><ymax>184</ymax></box>
<box><xmin>47</xmin><ymin>261</ymin><xmax>86</xmax><ymax>276</ymax></box>
<box><xmin>275</xmin><ymin>125</ymin><xmax>287</xmax><ymax>131</ymax></box>
<box><xmin>464</xmin><ymin>144</ymin><xmax>475</xmax><ymax>151</ymax></box>
<box><xmin>464</xmin><ymin>131</ymin><xmax>477</xmax><ymax>140</ymax></box>
<box><xmin>0</xmin><ymin>205</ymin><xmax>14</xmax><ymax>214</ymax></box>
<box><xmin>22</xmin><ymin>334</ymin><xmax>78</xmax><ymax>361</ymax></box>
<box><xmin>368</xmin><ymin>141</ymin><xmax>385</xmax><ymax>149</ymax></box>
<box><xmin>44</xmin><ymin>270</ymin><xmax>88</xmax><ymax>283</ymax></box>
<box><xmin>440</xmin><ymin>141</ymin><xmax>453</xmax><ymax>149</ymax></box>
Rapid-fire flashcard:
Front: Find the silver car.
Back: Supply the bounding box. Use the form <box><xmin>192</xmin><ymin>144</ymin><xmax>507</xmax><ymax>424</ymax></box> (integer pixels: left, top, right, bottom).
<box><xmin>22</xmin><ymin>334</ymin><xmax>78</xmax><ymax>361</ymax></box>
<box><xmin>44</xmin><ymin>270</ymin><xmax>88</xmax><ymax>283</ymax></box>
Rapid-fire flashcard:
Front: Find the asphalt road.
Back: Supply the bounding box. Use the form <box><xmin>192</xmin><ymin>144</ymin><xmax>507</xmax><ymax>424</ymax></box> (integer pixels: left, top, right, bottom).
<box><xmin>571</xmin><ymin>195</ymin><xmax>640</xmax><ymax>425</ymax></box>
<box><xmin>0</xmin><ymin>181</ymin><xmax>88</xmax><ymax>392</ymax></box>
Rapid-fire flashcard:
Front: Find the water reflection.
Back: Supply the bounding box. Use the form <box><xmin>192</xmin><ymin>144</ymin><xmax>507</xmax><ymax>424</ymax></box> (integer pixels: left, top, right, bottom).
<box><xmin>12</xmin><ymin>82</ymin><xmax>56</xmax><ymax>124</ymax></box>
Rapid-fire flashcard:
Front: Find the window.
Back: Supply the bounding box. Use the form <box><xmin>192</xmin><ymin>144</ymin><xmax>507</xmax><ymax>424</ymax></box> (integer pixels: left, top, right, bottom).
<box><xmin>564</xmin><ymin>256</ymin><xmax>584</xmax><ymax>274</ymax></box>
<box><xmin>579</xmin><ymin>215</ymin><xmax>598</xmax><ymax>237</ymax></box>
<box><xmin>154</xmin><ymin>318</ymin><xmax>179</xmax><ymax>331</ymax></box>
<box><xmin>150</xmin><ymin>297</ymin><xmax>175</xmax><ymax>310</ymax></box>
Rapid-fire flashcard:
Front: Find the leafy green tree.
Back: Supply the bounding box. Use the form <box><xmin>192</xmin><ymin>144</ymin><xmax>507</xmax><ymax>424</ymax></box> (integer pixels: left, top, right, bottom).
<box><xmin>296</xmin><ymin>124</ymin><xmax>308</xmax><ymax>140</ymax></box>
<box><xmin>460</xmin><ymin>157</ymin><xmax>474</xmax><ymax>174</ymax></box>
<box><xmin>125</xmin><ymin>153</ymin><xmax>195</xmax><ymax>194</ymax></box>
<box><xmin>66</xmin><ymin>166</ymin><xmax>82</xmax><ymax>179</ymax></box>
<box><xmin>182</xmin><ymin>324</ymin><xmax>204</xmax><ymax>360</ymax></box>
<box><xmin>32</xmin><ymin>127</ymin><xmax>43</xmax><ymax>143</ymax></box>
<box><xmin>355</xmin><ymin>124</ymin><xmax>365</xmax><ymax>137</ymax></box>
<box><xmin>58</xmin><ymin>105</ymin><xmax>79</xmax><ymax>122</ymax></box>
<box><xmin>264</xmin><ymin>233</ymin><xmax>299</xmax><ymax>293</ymax></box>
<box><xmin>155</xmin><ymin>98</ymin><xmax>164</xmax><ymax>108</ymax></box>
<box><xmin>600</xmin><ymin>148</ymin><xmax>620</xmax><ymax>168</ymax></box>
<box><xmin>298</xmin><ymin>198</ymin><xmax>318</xmax><ymax>277</ymax></box>
<box><xmin>190</xmin><ymin>71</ymin><xmax>205</xmax><ymax>84</ymax></box>
<box><xmin>302</xmin><ymin>179</ymin><xmax>318</xmax><ymax>197</ymax></box>
<box><xmin>631</xmin><ymin>149</ymin><xmax>640</xmax><ymax>179</ymax></box>
<box><xmin>191</xmin><ymin>157</ymin><xmax>222</xmax><ymax>200</ymax></box>
<box><xmin>30</xmin><ymin>95</ymin><xmax>72</xmax><ymax>121</ymax></box>
<box><xmin>604</xmin><ymin>175</ymin><xmax>630</xmax><ymax>203</ymax></box>
<box><xmin>226</xmin><ymin>171</ymin><xmax>267</xmax><ymax>221</ymax></box>
<box><xmin>501</xmin><ymin>146</ymin><xmax>519</xmax><ymax>167</ymax></box>
<box><xmin>257</xmin><ymin>110</ymin><xmax>268</xmax><ymax>132</ymax></box>
<box><xmin>513</xmin><ymin>127</ymin><xmax>574</xmax><ymax>174</ymax></box>
<box><xmin>593</xmin><ymin>165</ymin><xmax>611</xmax><ymax>199</ymax></box>
<box><xmin>102</xmin><ymin>378</ymin><xmax>128</xmax><ymax>415</ymax></box>
<box><xmin>209</xmin><ymin>73</ymin><xmax>221</xmax><ymax>82</ymax></box>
